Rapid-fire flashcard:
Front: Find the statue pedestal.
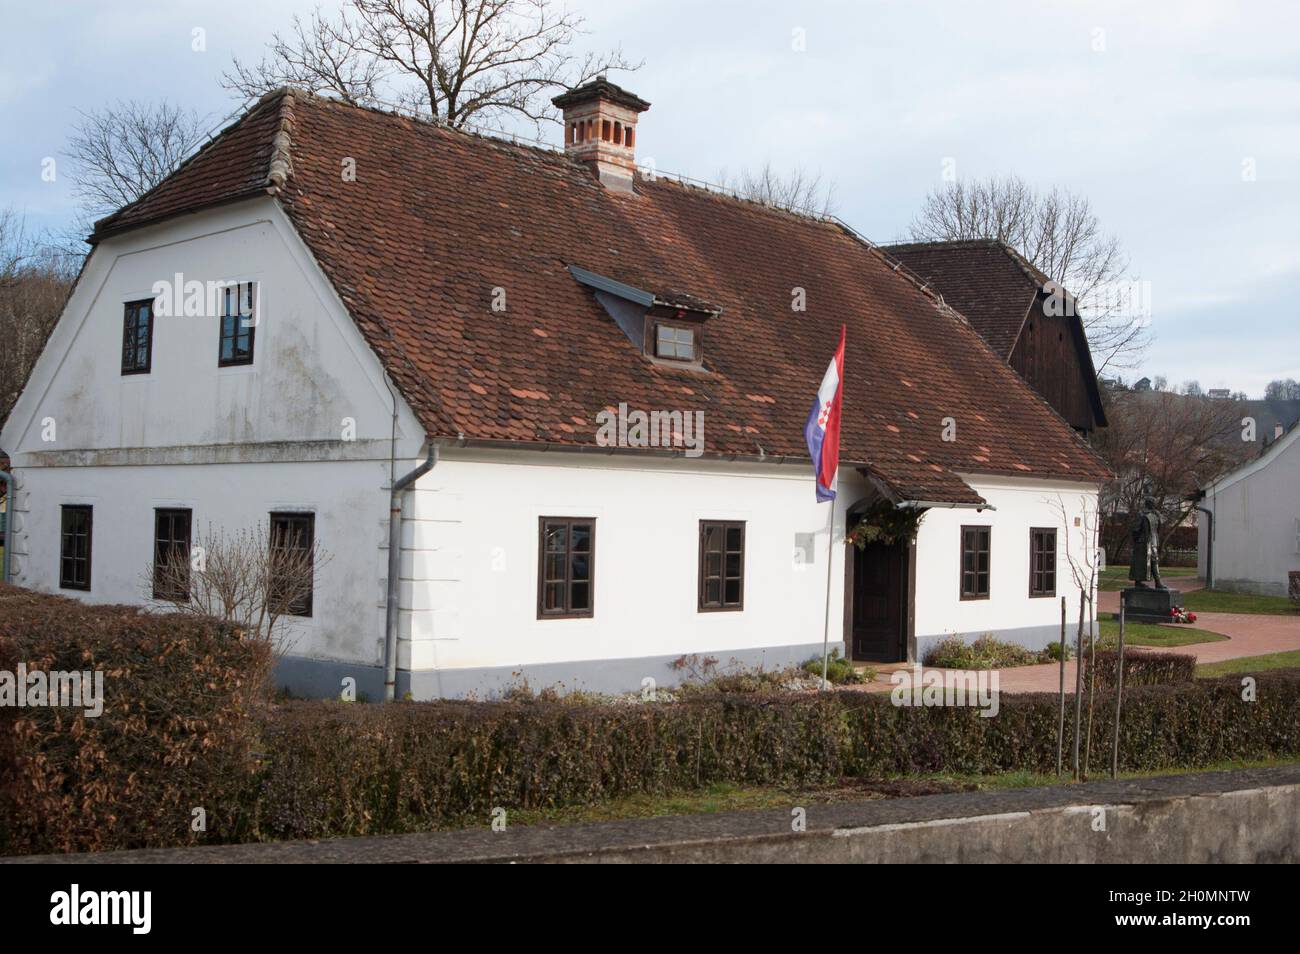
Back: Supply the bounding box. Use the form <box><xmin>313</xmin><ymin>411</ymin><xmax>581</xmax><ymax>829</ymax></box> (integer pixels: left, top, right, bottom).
<box><xmin>1120</xmin><ymin>587</ymin><xmax>1184</xmax><ymax>623</ymax></box>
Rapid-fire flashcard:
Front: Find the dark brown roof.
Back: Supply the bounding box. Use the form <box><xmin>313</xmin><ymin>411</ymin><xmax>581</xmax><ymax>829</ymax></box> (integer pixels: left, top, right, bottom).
<box><xmin>882</xmin><ymin>240</ymin><xmax>1044</xmax><ymax>359</ymax></box>
<box><xmin>89</xmin><ymin>90</ymin><xmax>1109</xmax><ymax>503</ymax></box>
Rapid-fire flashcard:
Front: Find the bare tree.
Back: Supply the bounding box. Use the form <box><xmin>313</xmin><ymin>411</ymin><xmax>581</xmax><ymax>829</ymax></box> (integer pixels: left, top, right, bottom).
<box><xmin>148</xmin><ymin>523</ymin><xmax>330</xmax><ymax>657</ymax></box>
<box><xmin>223</xmin><ymin>0</ymin><xmax>640</xmax><ymax>131</ymax></box>
<box><xmin>65</xmin><ymin>101</ymin><xmax>210</xmax><ymax>221</ymax></box>
<box><xmin>1264</xmin><ymin>378</ymin><xmax>1300</xmax><ymax>401</ymax></box>
<box><xmin>907</xmin><ymin>174</ymin><xmax>1149</xmax><ymax>372</ymax></box>
<box><xmin>1050</xmin><ymin>493</ymin><xmax>1101</xmax><ymax>779</ymax></box>
<box><xmin>0</xmin><ymin>209</ymin><xmax>76</xmax><ymax>426</ymax></box>
<box><xmin>1092</xmin><ymin>388</ymin><xmax>1246</xmax><ymax>564</ymax></box>
<box><xmin>717</xmin><ymin>161</ymin><xmax>838</xmax><ymax>216</ymax></box>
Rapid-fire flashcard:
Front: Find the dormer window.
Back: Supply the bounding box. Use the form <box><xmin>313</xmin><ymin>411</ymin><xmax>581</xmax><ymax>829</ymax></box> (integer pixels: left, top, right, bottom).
<box><xmin>568</xmin><ymin>265</ymin><xmax>721</xmax><ymax>372</ymax></box>
<box><xmin>655</xmin><ymin>323</ymin><xmax>697</xmax><ymax>361</ymax></box>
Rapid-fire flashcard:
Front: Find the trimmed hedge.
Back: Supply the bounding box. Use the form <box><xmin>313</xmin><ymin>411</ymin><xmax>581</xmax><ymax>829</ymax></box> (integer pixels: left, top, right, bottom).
<box><xmin>238</xmin><ymin>671</ymin><xmax>1300</xmax><ymax>841</ymax></box>
<box><xmin>0</xmin><ymin>584</ymin><xmax>272</xmax><ymax>855</ymax></box>
<box><xmin>1081</xmin><ymin>649</ymin><xmax>1197</xmax><ymax>688</ymax></box>
<box><xmin>2</xmin><ymin>585</ymin><xmax>1297</xmax><ymax>853</ymax></box>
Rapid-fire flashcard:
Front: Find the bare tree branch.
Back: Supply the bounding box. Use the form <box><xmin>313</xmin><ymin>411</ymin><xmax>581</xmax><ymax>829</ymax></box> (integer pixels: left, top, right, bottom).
<box><xmin>222</xmin><ymin>0</ymin><xmax>641</xmax><ymax>132</ymax></box>
<box><xmin>908</xmin><ymin>174</ymin><xmax>1150</xmax><ymax>371</ymax></box>
<box><xmin>65</xmin><ymin>100</ymin><xmax>209</xmax><ymax>220</ymax></box>
<box><xmin>1091</xmin><ymin>385</ymin><xmax>1248</xmax><ymax>564</ymax></box>
<box><xmin>718</xmin><ymin>161</ymin><xmax>838</xmax><ymax>216</ymax></box>
<box><xmin>0</xmin><ymin>208</ymin><xmax>76</xmax><ymax>426</ymax></box>
<box><xmin>148</xmin><ymin>523</ymin><xmax>331</xmax><ymax>658</ymax></box>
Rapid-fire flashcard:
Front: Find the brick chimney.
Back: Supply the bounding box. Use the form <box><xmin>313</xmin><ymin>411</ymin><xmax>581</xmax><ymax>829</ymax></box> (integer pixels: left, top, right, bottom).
<box><xmin>552</xmin><ymin>76</ymin><xmax>650</xmax><ymax>193</ymax></box>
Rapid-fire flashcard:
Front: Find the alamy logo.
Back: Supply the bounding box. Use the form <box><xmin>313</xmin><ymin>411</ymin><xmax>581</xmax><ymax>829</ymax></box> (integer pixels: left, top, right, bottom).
<box><xmin>0</xmin><ymin>664</ymin><xmax>104</xmax><ymax>717</ymax></box>
<box><xmin>151</xmin><ymin>273</ymin><xmax>258</xmax><ymax>322</ymax></box>
<box><xmin>595</xmin><ymin>402</ymin><xmax>704</xmax><ymax>458</ymax></box>
<box><xmin>890</xmin><ymin>664</ymin><xmax>1000</xmax><ymax>717</ymax></box>
<box><xmin>50</xmin><ymin>884</ymin><xmax>151</xmax><ymax>934</ymax></box>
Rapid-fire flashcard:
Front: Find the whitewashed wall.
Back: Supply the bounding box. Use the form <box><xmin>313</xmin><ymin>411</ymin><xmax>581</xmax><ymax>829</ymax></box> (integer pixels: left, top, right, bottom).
<box><xmin>0</xmin><ymin>201</ymin><xmax>423</xmax><ymax>683</ymax></box>
<box><xmin>912</xmin><ymin>475</ymin><xmax>1100</xmax><ymax>657</ymax></box>
<box><xmin>1198</xmin><ymin>431</ymin><xmax>1300</xmax><ymax>596</ymax></box>
<box><xmin>395</xmin><ymin>448</ymin><xmax>860</xmax><ymax>696</ymax></box>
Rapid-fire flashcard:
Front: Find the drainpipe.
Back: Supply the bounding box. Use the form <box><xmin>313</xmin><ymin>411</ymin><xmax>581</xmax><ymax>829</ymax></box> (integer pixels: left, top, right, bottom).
<box><xmin>0</xmin><ymin>449</ymin><xmax>12</xmax><ymax>585</ymax></box>
<box><xmin>1194</xmin><ymin>500</ymin><xmax>1214</xmax><ymax>590</ymax></box>
<box><xmin>383</xmin><ymin>441</ymin><xmax>438</xmax><ymax>702</ymax></box>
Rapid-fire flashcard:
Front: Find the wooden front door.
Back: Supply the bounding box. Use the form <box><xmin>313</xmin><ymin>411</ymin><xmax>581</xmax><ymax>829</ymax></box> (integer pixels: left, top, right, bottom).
<box><xmin>850</xmin><ymin>541</ymin><xmax>907</xmax><ymax>662</ymax></box>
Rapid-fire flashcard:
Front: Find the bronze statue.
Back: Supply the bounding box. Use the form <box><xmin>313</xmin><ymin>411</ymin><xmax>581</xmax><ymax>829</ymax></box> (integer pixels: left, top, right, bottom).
<box><xmin>1128</xmin><ymin>497</ymin><xmax>1165</xmax><ymax>590</ymax></box>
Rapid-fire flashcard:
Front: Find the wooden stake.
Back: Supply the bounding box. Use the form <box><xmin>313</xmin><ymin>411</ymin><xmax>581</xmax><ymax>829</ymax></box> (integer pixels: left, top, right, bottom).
<box><xmin>1112</xmin><ymin>593</ymin><xmax>1127</xmax><ymax>779</ymax></box>
<box><xmin>1056</xmin><ymin>595</ymin><xmax>1066</xmax><ymax>776</ymax></box>
<box><xmin>1072</xmin><ymin>588</ymin><xmax>1085</xmax><ymax>780</ymax></box>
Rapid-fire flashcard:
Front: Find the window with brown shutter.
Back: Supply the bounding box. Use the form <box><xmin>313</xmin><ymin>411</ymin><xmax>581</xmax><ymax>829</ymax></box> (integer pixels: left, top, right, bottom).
<box><xmin>59</xmin><ymin>505</ymin><xmax>92</xmax><ymax>591</ymax></box>
<box><xmin>153</xmin><ymin>508</ymin><xmax>193</xmax><ymax>600</ymax></box>
<box><xmin>960</xmin><ymin>525</ymin><xmax>991</xmax><ymax>600</ymax></box>
<box><xmin>699</xmin><ymin>520</ymin><xmax>745</xmax><ymax>611</ymax></box>
<box><xmin>537</xmin><ymin>517</ymin><xmax>594</xmax><ymax>618</ymax></box>
<box><xmin>269</xmin><ymin>512</ymin><xmax>315</xmax><ymax>616</ymax></box>
<box><xmin>121</xmin><ymin>299</ymin><xmax>153</xmax><ymax>374</ymax></box>
<box><xmin>1029</xmin><ymin>527</ymin><xmax>1057</xmax><ymax>597</ymax></box>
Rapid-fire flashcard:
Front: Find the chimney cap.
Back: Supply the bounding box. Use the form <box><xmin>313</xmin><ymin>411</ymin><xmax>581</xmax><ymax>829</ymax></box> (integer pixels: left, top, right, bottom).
<box><xmin>552</xmin><ymin>76</ymin><xmax>650</xmax><ymax>113</ymax></box>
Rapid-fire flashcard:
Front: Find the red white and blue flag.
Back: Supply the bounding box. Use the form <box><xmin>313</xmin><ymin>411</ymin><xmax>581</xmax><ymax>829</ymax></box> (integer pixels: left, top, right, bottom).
<box><xmin>803</xmin><ymin>325</ymin><xmax>845</xmax><ymax>502</ymax></box>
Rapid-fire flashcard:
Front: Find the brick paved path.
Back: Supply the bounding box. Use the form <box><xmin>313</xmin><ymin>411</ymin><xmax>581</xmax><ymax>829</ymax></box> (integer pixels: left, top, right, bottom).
<box><xmin>857</xmin><ymin>578</ymin><xmax>1300</xmax><ymax>695</ymax></box>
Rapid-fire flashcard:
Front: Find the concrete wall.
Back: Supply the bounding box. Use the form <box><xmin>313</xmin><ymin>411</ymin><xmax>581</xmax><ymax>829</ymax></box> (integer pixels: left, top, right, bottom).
<box><xmin>1199</xmin><ymin>429</ymin><xmax>1300</xmax><ymax>596</ymax></box>
<box><xmin>913</xmin><ymin>475</ymin><xmax>1099</xmax><ymax>658</ymax></box>
<box><xmin>18</xmin><ymin>765</ymin><xmax>1297</xmax><ymax>864</ymax></box>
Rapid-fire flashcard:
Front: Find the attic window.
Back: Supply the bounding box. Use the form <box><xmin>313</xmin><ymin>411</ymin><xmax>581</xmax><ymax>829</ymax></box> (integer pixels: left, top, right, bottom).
<box><xmin>655</xmin><ymin>323</ymin><xmax>697</xmax><ymax>361</ymax></box>
<box><xmin>567</xmin><ymin>266</ymin><xmax>720</xmax><ymax>371</ymax></box>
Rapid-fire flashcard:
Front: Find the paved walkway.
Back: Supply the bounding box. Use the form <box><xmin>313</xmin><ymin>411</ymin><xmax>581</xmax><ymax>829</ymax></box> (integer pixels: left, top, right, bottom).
<box><xmin>857</xmin><ymin>579</ymin><xmax>1300</xmax><ymax>695</ymax></box>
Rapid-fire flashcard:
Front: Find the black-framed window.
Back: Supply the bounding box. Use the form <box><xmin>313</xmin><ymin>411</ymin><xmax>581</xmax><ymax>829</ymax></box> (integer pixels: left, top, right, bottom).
<box><xmin>121</xmin><ymin>299</ymin><xmax>153</xmax><ymax>374</ymax></box>
<box><xmin>1030</xmin><ymin>528</ymin><xmax>1057</xmax><ymax>597</ymax></box>
<box><xmin>654</xmin><ymin>323</ymin><xmax>697</xmax><ymax>361</ymax></box>
<box><xmin>59</xmin><ymin>505</ymin><xmax>92</xmax><ymax>590</ymax></box>
<box><xmin>960</xmin><ymin>525</ymin><xmax>991</xmax><ymax>600</ymax></box>
<box><xmin>537</xmin><ymin>517</ymin><xmax>594</xmax><ymax>618</ymax></box>
<box><xmin>699</xmin><ymin>520</ymin><xmax>745</xmax><ymax>611</ymax></box>
<box><xmin>218</xmin><ymin>282</ymin><xmax>256</xmax><ymax>367</ymax></box>
<box><xmin>153</xmin><ymin>508</ymin><xmax>193</xmax><ymax>600</ymax></box>
<box><xmin>269</xmin><ymin>512</ymin><xmax>314</xmax><ymax>616</ymax></box>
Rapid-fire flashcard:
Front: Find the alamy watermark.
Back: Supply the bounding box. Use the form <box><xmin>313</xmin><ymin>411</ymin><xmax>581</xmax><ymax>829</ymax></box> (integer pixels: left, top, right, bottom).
<box><xmin>150</xmin><ymin>273</ymin><xmax>258</xmax><ymax>323</ymax></box>
<box><xmin>595</xmin><ymin>402</ymin><xmax>705</xmax><ymax>458</ymax></box>
<box><xmin>890</xmin><ymin>664</ymin><xmax>1000</xmax><ymax>717</ymax></box>
<box><xmin>0</xmin><ymin>664</ymin><xmax>104</xmax><ymax>717</ymax></box>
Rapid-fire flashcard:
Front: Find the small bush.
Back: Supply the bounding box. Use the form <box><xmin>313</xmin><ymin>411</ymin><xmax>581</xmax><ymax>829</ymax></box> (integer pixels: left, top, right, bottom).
<box><xmin>923</xmin><ymin>634</ymin><xmax>1037</xmax><ymax>670</ymax></box>
<box><xmin>802</xmin><ymin>648</ymin><xmax>865</xmax><ymax>685</ymax></box>
<box><xmin>1040</xmin><ymin>640</ymin><xmax>1073</xmax><ymax>662</ymax></box>
<box><xmin>0</xmin><ymin>583</ymin><xmax>272</xmax><ymax>855</ymax></box>
<box><xmin>1082</xmin><ymin>649</ymin><xmax>1196</xmax><ymax>688</ymax></box>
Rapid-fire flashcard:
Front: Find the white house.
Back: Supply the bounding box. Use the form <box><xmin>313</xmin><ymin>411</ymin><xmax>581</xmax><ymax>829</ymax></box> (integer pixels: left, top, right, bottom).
<box><xmin>0</xmin><ymin>81</ymin><xmax>1107</xmax><ymax>699</ymax></box>
<box><xmin>1196</xmin><ymin>422</ymin><xmax>1300</xmax><ymax>597</ymax></box>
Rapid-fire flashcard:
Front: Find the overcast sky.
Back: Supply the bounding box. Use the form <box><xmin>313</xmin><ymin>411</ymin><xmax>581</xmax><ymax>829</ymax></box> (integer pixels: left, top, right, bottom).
<box><xmin>4</xmin><ymin>0</ymin><xmax>1297</xmax><ymax>395</ymax></box>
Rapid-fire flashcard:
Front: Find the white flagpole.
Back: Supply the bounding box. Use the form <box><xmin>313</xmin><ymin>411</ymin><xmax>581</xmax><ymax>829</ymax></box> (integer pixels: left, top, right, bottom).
<box><xmin>820</xmin><ymin>497</ymin><xmax>835</xmax><ymax>687</ymax></box>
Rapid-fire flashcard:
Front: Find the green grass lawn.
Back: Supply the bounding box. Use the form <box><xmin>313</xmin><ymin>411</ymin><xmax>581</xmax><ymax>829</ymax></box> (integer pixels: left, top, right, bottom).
<box><xmin>1182</xmin><ymin>588</ymin><xmax>1299</xmax><ymax>616</ymax></box>
<box><xmin>1098</xmin><ymin>566</ymin><xmax>1198</xmax><ymax>591</ymax></box>
<box><xmin>1096</xmin><ymin>616</ymin><xmax>1226</xmax><ymax>647</ymax></box>
<box><xmin>499</xmin><ymin>757</ymin><xmax>1300</xmax><ymax>830</ymax></box>
<box><xmin>1196</xmin><ymin>650</ymin><xmax>1300</xmax><ymax>678</ymax></box>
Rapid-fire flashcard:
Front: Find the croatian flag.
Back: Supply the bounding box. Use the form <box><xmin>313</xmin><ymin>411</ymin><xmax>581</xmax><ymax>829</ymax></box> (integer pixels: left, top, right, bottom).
<box><xmin>803</xmin><ymin>325</ymin><xmax>845</xmax><ymax>502</ymax></box>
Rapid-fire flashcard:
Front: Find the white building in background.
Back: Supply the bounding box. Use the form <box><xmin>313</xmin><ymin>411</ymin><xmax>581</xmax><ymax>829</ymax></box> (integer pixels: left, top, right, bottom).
<box><xmin>1196</xmin><ymin>423</ymin><xmax>1300</xmax><ymax>597</ymax></box>
<box><xmin>0</xmin><ymin>81</ymin><xmax>1106</xmax><ymax>699</ymax></box>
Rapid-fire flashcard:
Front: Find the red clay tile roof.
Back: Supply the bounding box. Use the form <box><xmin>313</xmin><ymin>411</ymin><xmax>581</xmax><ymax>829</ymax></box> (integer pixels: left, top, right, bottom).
<box><xmin>92</xmin><ymin>94</ymin><xmax>290</xmax><ymax>240</ymax></box>
<box><xmin>883</xmin><ymin>240</ymin><xmax>1044</xmax><ymax>360</ymax></box>
<box><xmin>90</xmin><ymin>90</ymin><xmax>1109</xmax><ymax>503</ymax></box>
